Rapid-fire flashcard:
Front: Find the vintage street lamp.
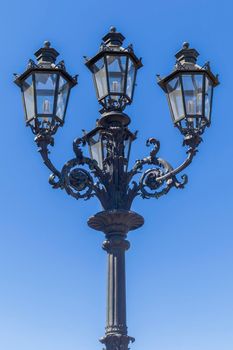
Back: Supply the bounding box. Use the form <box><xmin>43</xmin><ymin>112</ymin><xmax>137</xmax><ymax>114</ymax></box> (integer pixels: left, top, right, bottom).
<box><xmin>14</xmin><ymin>27</ymin><xmax>219</xmax><ymax>350</ymax></box>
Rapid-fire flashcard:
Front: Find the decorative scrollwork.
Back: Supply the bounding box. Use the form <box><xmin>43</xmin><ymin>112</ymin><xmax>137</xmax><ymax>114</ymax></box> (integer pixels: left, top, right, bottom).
<box><xmin>128</xmin><ymin>137</ymin><xmax>161</xmax><ymax>181</ymax></box>
<box><xmin>73</xmin><ymin>137</ymin><xmax>85</xmax><ymax>161</ymax></box>
<box><xmin>139</xmin><ymin>165</ymin><xmax>188</xmax><ymax>199</ymax></box>
<box><xmin>61</xmin><ymin>159</ymin><xmax>94</xmax><ymax>200</ymax></box>
<box><xmin>35</xmin><ymin>121</ymin><xmax>198</xmax><ymax>208</ymax></box>
<box><xmin>69</xmin><ymin>168</ymin><xmax>91</xmax><ymax>191</ymax></box>
<box><xmin>127</xmin><ymin>134</ymin><xmax>198</xmax><ymax>200</ymax></box>
<box><xmin>146</xmin><ymin>137</ymin><xmax>160</xmax><ymax>159</ymax></box>
<box><xmin>141</xmin><ymin>168</ymin><xmax>164</xmax><ymax>190</ymax></box>
<box><xmin>49</xmin><ymin>173</ymin><xmax>62</xmax><ymax>189</ymax></box>
<box><xmin>35</xmin><ymin>133</ymin><xmax>63</xmax><ymax>189</ymax></box>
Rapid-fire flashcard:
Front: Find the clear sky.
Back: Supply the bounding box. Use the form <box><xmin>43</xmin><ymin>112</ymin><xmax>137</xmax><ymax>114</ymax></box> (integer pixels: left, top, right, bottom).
<box><xmin>0</xmin><ymin>0</ymin><xmax>232</xmax><ymax>349</ymax></box>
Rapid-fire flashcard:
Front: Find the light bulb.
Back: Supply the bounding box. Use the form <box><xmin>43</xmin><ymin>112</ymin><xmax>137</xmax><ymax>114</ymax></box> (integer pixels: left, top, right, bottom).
<box><xmin>112</xmin><ymin>81</ymin><xmax>119</xmax><ymax>92</ymax></box>
<box><xmin>43</xmin><ymin>99</ymin><xmax>50</xmax><ymax>114</ymax></box>
<box><xmin>187</xmin><ymin>100</ymin><xmax>194</xmax><ymax>114</ymax></box>
<box><xmin>196</xmin><ymin>93</ymin><xmax>202</xmax><ymax>114</ymax></box>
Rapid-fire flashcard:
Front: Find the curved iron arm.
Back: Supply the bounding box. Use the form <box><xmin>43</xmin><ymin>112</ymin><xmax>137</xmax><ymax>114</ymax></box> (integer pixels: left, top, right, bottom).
<box><xmin>34</xmin><ymin>128</ymin><xmax>201</xmax><ymax>208</ymax></box>
<box><xmin>127</xmin><ymin>134</ymin><xmax>199</xmax><ymax>200</ymax></box>
<box><xmin>35</xmin><ymin>134</ymin><xmax>62</xmax><ymax>189</ymax></box>
<box><xmin>156</xmin><ymin>146</ymin><xmax>197</xmax><ymax>182</ymax></box>
<box><xmin>34</xmin><ymin>133</ymin><xmax>110</xmax><ymax>204</ymax></box>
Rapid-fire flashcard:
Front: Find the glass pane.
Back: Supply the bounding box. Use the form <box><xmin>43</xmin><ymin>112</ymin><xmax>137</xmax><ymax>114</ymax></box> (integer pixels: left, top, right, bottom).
<box><xmin>107</xmin><ymin>55</ymin><xmax>126</xmax><ymax>100</ymax></box>
<box><xmin>89</xmin><ymin>134</ymin><xmax>103</xmax><ymax>169</ymax></box>
<box><xmin>205</xmin><ymin>76</ymin><xmax>213</xmax><ymax>121</ymax></box>
<box><xmin>56</xmin><ymin>76</ymin><xmax>70</xmax><ymax>120</ymax></box>
<box><xmin>22</xmin><ymin>75</ymin><xmax>35</xmax><ymax>121</ymax></box>
<box><xmin>124</xmin><ymin>137</ymin><xmax>132</xmax><ymax>161</ymax></box>
<box><xmin>102</xmin><ymin>137</ymin><xmax>108</xmax><ymax>160</ymax></box>
<box><xmin>92</xmin><ymin>58</ymin><xmax>108</xmax><ymax>99</ymax></box>
<box><xmin>35</xmin><ymin>73</ymin><xmax>58</xmax><ymax>115</ymax></box>
<box><xmin>166</xmin><ymin>77</ymin><xmax>185</xmax><ymax>122</ymax></box>
<box><xmin>182</xmin><ymin>74</ymin><xmax>203</xmax><ymax>116</ymax></box>
<box><xmin>124</xmin><ymin>136</ymin><xmax>132</xmax><ymax>171</ymax></box>
<box><xmin>126</xmin><ymin>58</ymin><xmax>135</xmax><ymax>99</ymax></box>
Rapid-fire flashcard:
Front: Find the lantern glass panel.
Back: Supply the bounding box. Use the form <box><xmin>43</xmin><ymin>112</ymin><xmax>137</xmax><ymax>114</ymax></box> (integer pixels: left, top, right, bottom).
<box><xmin>107</xmin><ymin>55</ymin><xmax>126</xmax><ymax>100</ymax></box>
<box><xmin>167</xmin><ymin>77</ymin><xmax>185</xmax><ymax>122</ymax></box>
<box><xmin>182</xmin><ymin>74</ymin><xmax>203</xmax><ymax>116</ymax></box>
<box><xmin>124</xmin><ymin>136</ymin><xmax>132</xmax><ymax>162</ymax></box>
<box><xmin>124</xmin><ymin>135</ymin><xmax>133</xmax><ymax>171</ymax></box>
<box><xmin>92</xmin><ymin>58</ymin><xmax>108</xmax><ymax>99</ymax></box>
<box><xmin>126</xmin><ymin>58</ymin><xmax>135</xmax><ymax>99</ymax></box>
<box><xmin>205</xmin><ymin>76</ymin><xmax>213</xmax><ymax>121</ymax></box>
<box><xmin>102</xmin><ymin>137</ymin><xmax>108</xmax><ymax>160</ymax></box>
<box><xmin>22</xmin><ymin>75</ymin><xmax>35</xmax><ymax>122</ymax></box>
<box><xmin>35</xmin><ymin>73</ymin><xmax>58</xmax><ymax>115</ymax></box>
<box><xmin>56</xmin><ymin>76</ymin><xmax>70</xmax><ymax>121</ymax></box>
<box><xmin>89</xmin><ymin>133</ymin><xmax>103</xmax><ymax>169</ymax></box>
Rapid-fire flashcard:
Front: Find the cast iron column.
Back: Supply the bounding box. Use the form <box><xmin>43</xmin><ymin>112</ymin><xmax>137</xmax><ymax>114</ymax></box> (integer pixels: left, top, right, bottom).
<box><xmin>88</xmin><ymin>210</ymin><xmax>144</xmax><ymax>350</ymax></box>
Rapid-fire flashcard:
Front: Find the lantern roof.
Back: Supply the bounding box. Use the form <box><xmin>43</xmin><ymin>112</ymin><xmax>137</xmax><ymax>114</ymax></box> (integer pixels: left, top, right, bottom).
<box><xmin>34</xmin><ymin>41</ymin><xmax>59</xmax><ymax>65</ymax></box>
<box><xmin>85</xmin><ymin>27</ymin><xmax>143</xmax><ymax>70</ymax></box>
<box><xmin>175</xmin><ymin>42</ymin><xmax>199</xmax><ymax>65</ymax></box>
<box><xmin>14</xmin><ymin>41</ymin><xmax>77</xmax><ymax>87</ymax></box>
<box><xmin>157</xmin><ymin>42</ymin><xmax>219</xmax><ymax>91</ymax></box>
<box><xmin>102</xmin><ymin>26</ymin><xmax>125</xmax><ymax>47</ymax></box>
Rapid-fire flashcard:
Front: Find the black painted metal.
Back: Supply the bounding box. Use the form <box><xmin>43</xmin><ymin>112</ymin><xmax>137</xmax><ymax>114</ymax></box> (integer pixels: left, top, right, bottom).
<box><xmin>85</xmin><ymin>26</ymin><xmax>142</xmax><ymax>111</ymax></box>
<box><xmin>14</xmin><ymin>41</ymin><xmax>77</xmax><ymax>135</ymax></box>
<box><xmin>157</xmin><ymin>42</ymin><xmax>219</xmax><ymax>143</ymax></box>
<box><xmin>88</xmin><ymin>210</ymin><xmax>143</xmax><ymax>350</ymax></box>
<box><xmin>15</xmin><ymin>28</ymin><xmax>219</xmax><ymax>350</ymax></box>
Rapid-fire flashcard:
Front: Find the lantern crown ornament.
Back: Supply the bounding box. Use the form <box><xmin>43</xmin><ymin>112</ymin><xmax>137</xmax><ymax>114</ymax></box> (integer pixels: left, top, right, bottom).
<box><xmin>157</xmin><ymin>42</ymin><xmax>219</xmax><ymax>147</ymax></box>
<box><xmin>85</xmin><ymin>26</ymin><xmax>143</xmax><ymax>112</ymax></box>
<box><xmin>14</xmin><ymin>41</ymin><xmax>77</xmax><ymax>136</ymax></box>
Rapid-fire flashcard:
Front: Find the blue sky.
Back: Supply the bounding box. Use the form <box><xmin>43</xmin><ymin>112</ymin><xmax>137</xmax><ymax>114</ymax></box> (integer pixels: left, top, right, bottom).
<box><xmin>0</xmin><ymin>0</ymin><xmax>232</xmax><ymax>349</ymax></box>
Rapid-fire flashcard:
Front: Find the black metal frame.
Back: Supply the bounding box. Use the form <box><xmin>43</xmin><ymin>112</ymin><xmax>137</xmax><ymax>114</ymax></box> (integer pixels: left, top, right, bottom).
<box><xmin>14</xmin><ymin>31</ymin><xmax>219</xmax><ymax>350</ymax></box>
<box><xmin>90</xmin><ymin>56</ymin><xmax>135</xmax><ymax>108</ymax></box>
<box><xmin>85</xmin><ymin>27</ymin><xmax>142</xmax><ymax>111</ymax></box>
<box><xmin>165</xmin><ymin>72</ymin><xmax>214</xmax><ymax>126</ymax></box>
<box><xmin>14</xmin><ymin>45</ymin><xmax>77</xmax><ymax>135</ymax></box>
<box><xmin>157</xmin><ymin>44</ymin><xmax>218</xmax><ymax>145</ymax></box>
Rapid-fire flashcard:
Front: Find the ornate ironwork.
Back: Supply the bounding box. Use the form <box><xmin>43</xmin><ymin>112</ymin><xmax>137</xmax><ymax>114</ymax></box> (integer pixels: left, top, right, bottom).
<box><xmin>34</xmin><ymin>119</ymin><xmax>199</xmax><ymax>208</ymax></box>
<box><xmin>15</xmin><ymin>28</ymin><xmax>219</xmax><ymax>350</ymax></box>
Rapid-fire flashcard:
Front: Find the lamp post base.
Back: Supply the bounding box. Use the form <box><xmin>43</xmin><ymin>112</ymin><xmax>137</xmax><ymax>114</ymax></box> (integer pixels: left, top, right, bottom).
<box><xmin>100</xmin><ymin>334</ymin><xmax>135</xmax><ymax>350</ymax></box>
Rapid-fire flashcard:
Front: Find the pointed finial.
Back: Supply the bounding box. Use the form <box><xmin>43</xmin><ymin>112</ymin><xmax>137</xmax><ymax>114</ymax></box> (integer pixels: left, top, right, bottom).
<box><xmin>34</xmin><ymin>41</ymin><xmax>59</xmax><ymax>65</ymax></box>
<box><xmin>110</xmin><ymin>26</ymin><xmax>116</xmax><ymax>33</ymax></box>
<box><xmin>182</xmin><ymin>42</ymin><xmax>189</xmax><ymax>49</ymax></box>
<box><xmin>44</xmin><ymin>41</ymin><xmax>51</xmax><ymax>48</ymax></box>
<box><xmin>102</xmin><ymin>26</ymin><xmax>125</xmax><ymax>47</ymax></box>
<box><xmin>175</xmin><ymin>42</ymin><xmax>199</xmax><ymax>65</ymax></box>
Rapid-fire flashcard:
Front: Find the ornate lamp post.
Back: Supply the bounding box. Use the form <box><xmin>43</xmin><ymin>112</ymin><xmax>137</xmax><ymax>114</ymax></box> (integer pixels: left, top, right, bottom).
<box><xmin>14</xmin><ymin>27</ymin><xmax>219</xmax><ymax>350</ymax></box>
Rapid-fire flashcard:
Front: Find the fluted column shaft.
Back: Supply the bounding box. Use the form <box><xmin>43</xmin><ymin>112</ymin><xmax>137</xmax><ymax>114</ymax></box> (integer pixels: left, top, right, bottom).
<box><xmin>87</xmin><ymin>210</ymin><xmax>144</xmax><ymax>350</ymax></box>
<box><xmin>101</xmin><ymin>234</ymin><xmax>133</xmax><ymax>350</ymax></box>
<box><xmin>103</xmin><ymin>235</ymin><xmax>129</xmax><ymax>335</ymax></box>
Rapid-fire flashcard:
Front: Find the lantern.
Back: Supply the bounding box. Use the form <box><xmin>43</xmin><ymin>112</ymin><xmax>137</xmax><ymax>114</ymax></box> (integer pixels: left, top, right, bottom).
<box><xmin>85</xmin><ymin>27</ymin><xmax>142</xmax><ymax>111</ymax></box>
<box><xmin>158</xmin><ymin>42</ymin><xmax>219</xmax><ymax>135</ymax></box>
<box><xmin>14</xmin><ymin>41</ymin><xmax>77</xmax><ymax>135</ymax></box>
<box><xmin>84</xmin><ymin>126</ymin><xmax>136</xmax><ymax>171</ymax></box>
